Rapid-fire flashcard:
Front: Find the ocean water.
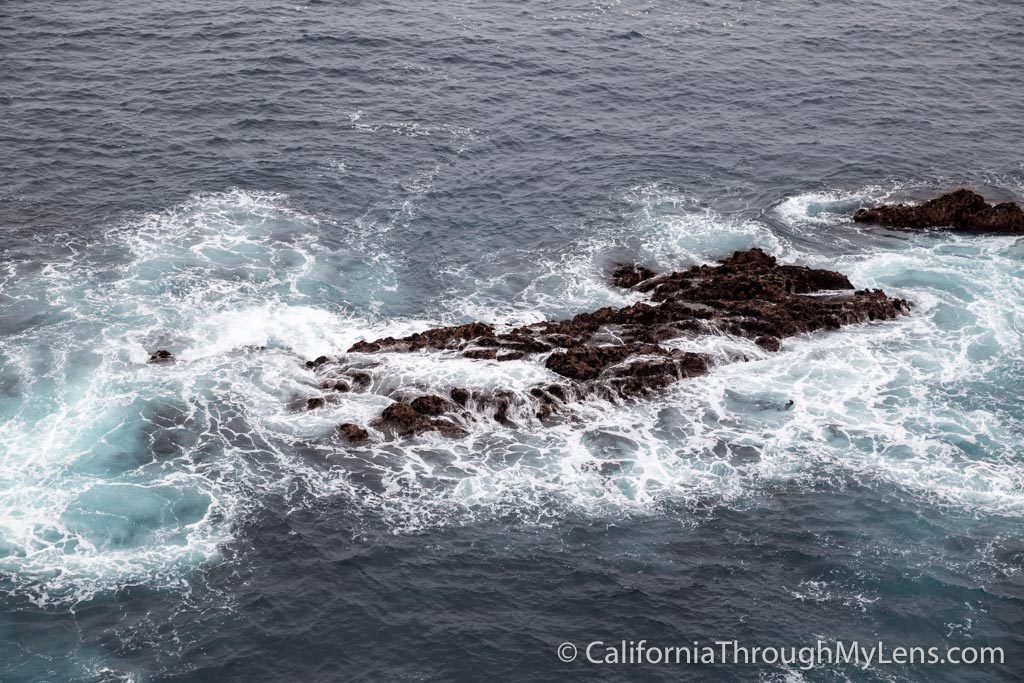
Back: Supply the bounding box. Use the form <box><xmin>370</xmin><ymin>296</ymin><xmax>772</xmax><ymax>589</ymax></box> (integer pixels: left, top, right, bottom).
<box><xmin>1</xmin><ymin>0</ymin><xmax>1023</xmax><ymax>680</ymax></box>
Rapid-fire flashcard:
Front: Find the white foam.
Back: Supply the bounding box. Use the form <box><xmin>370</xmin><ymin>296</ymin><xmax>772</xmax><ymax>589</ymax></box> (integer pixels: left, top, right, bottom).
<box><xmin>181</xmin><ymin>304</ymin><xmax>351</xmax><ymax>362</ymax></box>
<box><xmin>2</xmin><ymin>184</ymin><xmax>1022</xmax><ymax>603</ymax></box>
<box><xmin>625</xmin><ymin>183</ymin><xmax>792</xmax><ymax>264</ymax></box>
<box><xmin>435</xmin><ymin>183</ymin><xmax>791</xmax><ymax>327</ymax></box>
<box><xmin>347</xmin><ymin>110</ymin><xmax>485</xmax><ymax>153</ymax></box>
<box><xmin>344</xmin><ymin>195</ymin><xmax>1024</xmax><ymax>530</ymax></box>
<box><xmin>775</xmin><ymin>188</ymin><xmax>875</xmax><ymax>227</ymax></box>
<box><xmin>0</xmin><ymin>190</ymin><xmax>368</xmax><ymax>603</ymax></box>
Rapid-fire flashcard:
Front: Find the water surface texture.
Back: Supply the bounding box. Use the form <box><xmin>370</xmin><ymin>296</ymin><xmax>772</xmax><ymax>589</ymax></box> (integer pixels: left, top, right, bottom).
<box><xmin>2</xmin><ymin>1</ymin><xmax>1023</xmax><ymax>681</ymax></box>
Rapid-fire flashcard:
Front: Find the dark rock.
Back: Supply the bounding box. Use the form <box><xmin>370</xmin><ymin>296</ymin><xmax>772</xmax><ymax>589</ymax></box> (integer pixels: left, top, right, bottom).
<box><xmin>347</xmin><ymin>340</ymin><xmax>381</xmax><ymax>354</ymax></box>
<box><xmin>305</xmin><ymin>355</ymin><xmax>330</xmax><ymax>369</ymax></box>
<box><xmin>348</xmin><ymin>322</ymin><xmax>495</xmax><ymax>354</ymax></box>
<box><xmin>604</xmin><ymin>351</ymin><xmax>709</xmax><ymax>396</ymax></box>
<box><xmin>347</xmin><ymin>372</ymin><xmax>372</xmax><ymax>388</ymax></box>
<box><xmin>548</xmin><ymin>384</ymin><xmax>568</xmax><ymax>401</ymax></box>
<box><xmin>377</xmin><ymin>402</ymin><xmax>426</xmax><ymax>435</ymax></box>
<box><xmin>961</xmin><ymin>202</ymin><xmax>1024</xmax><ymax>232</ymax></box>
<box><xmin>345</xmin><ymin>248</ymin><xmax>909</xmax><ymax>432</ymax></box>
<box><xmin>611</xmin><ymin>263</ymin><xmax>657</xmax><ymax>288</ymax></box>
<box><xmin>376</xmin><ymin>401</ymin><xmax>467</xmax><ymax>438</ymax></box>
<box><xmin>641</xmin><ymin>250</ymin><xmax>854</xmax><ymax>304</ymax></box>
<box><xmin>410</xmin><ymin>394</ymin><xmax>448</xmax><ymax>416</ymax></box>
<box><xmin>434</xmin><ymin>421</ymin><xmax>469</xmax><ymax>437</ymax></box>
<box><xmin>497</xmin><ymin>334</ymin><xmax>553</xmax><ymax>353</ymax></box>
<box><xmin>306</xmin><ymin>397</ymin><xmax>327</xmax><ymax>410</ymax></box>
<box><xmin>853</xmin><ymin>189</ymin><xmax>1024</xmax><ymax>232</ymax></box>
<box><xmin>545</xmin><ymin>344</ymin><xmax>660</xmax><ymax>381</ymax></box>
<box><xmin>148</xmin><ymin>349</ymin><xmax>175</xmax><ymax>364</ymax></box>
<box><xmin>530</xmin><ymin>386</ymin><xmax>552</xmax><ymax>402</ymax></box>
<box><xmin>853</xmin><ymin>188</ymin><xmax>988</xmax><ymax>228</ymax></box>
<box><xmin>722</xmin><ymin>248</ymin><xmax>777</xmax><ymax>269</ymax></box>
<box><xmin>380</xmin><ymin>401</ymin><xmax>419</xmax><ymax>422</ymax></box>
<box><xmin>463</xmin><ymin>348</ymin><xmax>497</xmax><ymax>360</ymax></box>
<box><xmin>337</xmin><ymin>423</ymin><xmax>369</xmax><ymax>441</ymax></box>
<box><xmin>494</xmin><ymin>398</ymin><xmax>515</xmax><ymax>426</ymax></box>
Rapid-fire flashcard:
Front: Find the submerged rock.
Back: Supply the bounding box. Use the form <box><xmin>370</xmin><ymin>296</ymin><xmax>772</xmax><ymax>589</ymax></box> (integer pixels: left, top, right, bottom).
<box><xmin>148</xmin><ymin>349</ymin><xmax>175</xmax><ymax>364</ymax></box>
<box><xmin>853</xmin><ymin>188</ymin><xmax>1024</xmax><ymax>232</ymax></box>
<box><xmin>348</xmin><ymin>371</ymin><xmax>372</xmax><ymax>388</ymax></box>
<box><xmin>305</xmin><ymin>355</ymin><xmax>330</xmax><ymax>369</ymax></box>
<box><xmin>321</xmin><ymin>380</ymin><xmax>350</xmax><ymax>392</ymax></box>
<box><xmin>312</xmin><ymin>248</ymin><xmax>909</xmax><ymax>439</ymax></box>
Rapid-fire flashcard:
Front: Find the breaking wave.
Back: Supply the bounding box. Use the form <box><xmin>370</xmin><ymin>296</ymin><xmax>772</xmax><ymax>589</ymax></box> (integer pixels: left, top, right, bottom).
<box><xmin>1</xmin><ymin>185</ymin><xmax>1022</xmax><ymax>604</ymax></box>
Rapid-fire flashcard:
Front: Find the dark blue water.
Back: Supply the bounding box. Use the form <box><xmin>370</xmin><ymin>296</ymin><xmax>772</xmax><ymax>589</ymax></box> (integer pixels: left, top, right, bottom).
<box><xmin>2</xmin><ymin>1</ymin><xmax>1023</xmax><ymax>681</ymax></box>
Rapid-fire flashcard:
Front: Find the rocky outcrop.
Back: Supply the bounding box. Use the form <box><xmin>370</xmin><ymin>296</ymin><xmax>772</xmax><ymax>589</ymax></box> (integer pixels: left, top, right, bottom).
<box><xmin>853</xmin><ymin>189</ymin><xmax>1024</xmax><ymax>232</ymax></box>
<box><xmin>337</xmin><ymin>423</ymin><xmax>369</xmax><ymax>442</ymax></box>
<box><xmin>373</xmin><ymin>400</ymin><xmax>468</xmax><ymax>438</ymax></box>
<box><xmin>347</xmin><ymin>322</ymin><xmax>495</xmax><ymax>354</ymax></box>
<box><xmin>305</xmin><ymin>249</ymin><xmax>909</xmax><ymax>439</ymax></box>
<box><xmin>148</xmin><ymin>349</ymin><xmax>175</xmax><ymax>364</ymax></box>
<box><xmin>611</xmin><ymin>263</ymin><xmax>657</xmax><ymax>288</ymax></box>
<box><xmin>409</xmin><ymin>394</ymin><xmax>450</xmax><ymax>416</ymax></box>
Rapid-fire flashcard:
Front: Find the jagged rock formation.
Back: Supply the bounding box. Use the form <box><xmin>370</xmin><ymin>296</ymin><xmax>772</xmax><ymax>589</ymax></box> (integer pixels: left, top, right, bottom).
<box><xmin>302</xmin><ymin>249</ymin><xmax>910</xmax><ymax>440</ymax></box>
<box><xmin>853</xmin><ymin>189</ymin><xmax>1024</xmax><ymax>232</ymax></box>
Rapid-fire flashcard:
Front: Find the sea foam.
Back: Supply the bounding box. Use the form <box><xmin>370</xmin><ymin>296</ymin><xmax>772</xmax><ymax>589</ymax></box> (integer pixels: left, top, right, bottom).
<box><xmin>1</xmin><ymin>185</ymin><xmax>1021</xmax><ymax>603</ymax></box>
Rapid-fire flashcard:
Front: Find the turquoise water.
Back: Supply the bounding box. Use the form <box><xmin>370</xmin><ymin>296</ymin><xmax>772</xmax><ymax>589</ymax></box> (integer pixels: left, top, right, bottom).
<box><xmin>2</xmin><ymin>0</ymin><xmax>1023</xmax><ymax>679</ymax></box>
<box><xmin>1</xmin><ymin>185</ymin><xmax>1022</xmax><ymax>680</ymax></box>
